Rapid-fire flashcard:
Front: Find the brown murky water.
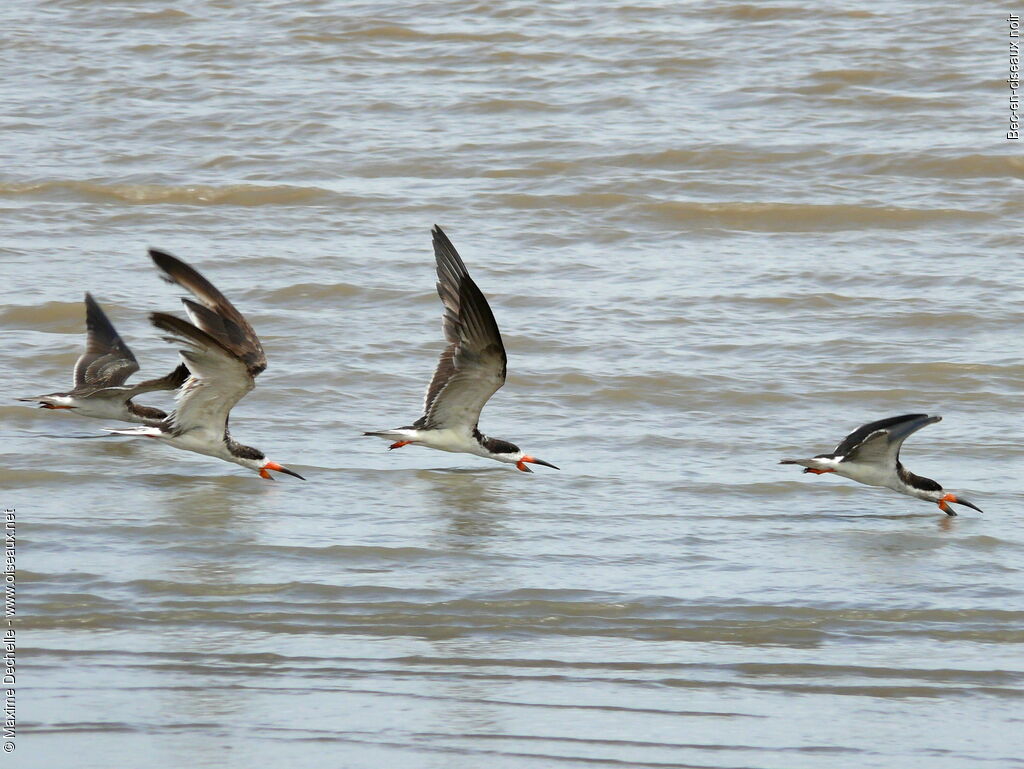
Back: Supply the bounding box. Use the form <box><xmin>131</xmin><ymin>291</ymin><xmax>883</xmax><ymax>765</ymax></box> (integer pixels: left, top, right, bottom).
<box><xmin>3</xmin><ymin>1</ymin><xmax>1023</xmax><ymax>767</ymax></box>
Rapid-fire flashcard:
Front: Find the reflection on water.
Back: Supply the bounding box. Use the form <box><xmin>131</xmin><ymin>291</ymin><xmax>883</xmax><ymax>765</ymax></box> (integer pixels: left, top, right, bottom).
<box><xmin>418</xmin><ymin>467</ymin><xmax>511</xmax><ymax>513</ymax></box>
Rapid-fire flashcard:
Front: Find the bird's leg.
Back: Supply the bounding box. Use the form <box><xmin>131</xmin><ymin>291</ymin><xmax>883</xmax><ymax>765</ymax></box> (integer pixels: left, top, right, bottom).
<box><xmin>388</xmin><ymin>441</ymin><xmax>411</xmax><ymax>450</ymax></box>
<box><xmin>804</xmin><ymin>468</ymin><xmax>834</xmax><ymax>475</ymax></box>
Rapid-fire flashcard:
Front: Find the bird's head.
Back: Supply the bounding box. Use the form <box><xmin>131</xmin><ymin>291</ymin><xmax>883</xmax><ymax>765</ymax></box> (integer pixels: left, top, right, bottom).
<box><xmin>474</xmin><ymin>433</ymin><xmax>559</xmax><ymax>473</ymax></box>
<box><xmin>512</xmin><ymin>451</ymin><xmax>560</xmax><ymax>473</ymax></box>
<box><xmin>231</xmin><ymin>446</ymin><xmax>305</xmax><ymax>480</ymax></box>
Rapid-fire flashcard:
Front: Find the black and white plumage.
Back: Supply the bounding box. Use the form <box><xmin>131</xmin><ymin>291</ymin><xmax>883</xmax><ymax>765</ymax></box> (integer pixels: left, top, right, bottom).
<box><xmin>780</xmin><ymin>413</ymin><xmax>982</xmax><ymax>516</ymax></box>
<box><xmin>106</xmin><ymin>249</ymin><xmax>304</xmax><ymax>480</ymax></box>
<box><xmin>364</xmin><ymin>225</ymin><xmax>557</xmax><ymax>472</ymax></box>
<box><xmin>19</xmin><ymin>292</ymin><xmax>187</xmax><ymax>425</ymax></box>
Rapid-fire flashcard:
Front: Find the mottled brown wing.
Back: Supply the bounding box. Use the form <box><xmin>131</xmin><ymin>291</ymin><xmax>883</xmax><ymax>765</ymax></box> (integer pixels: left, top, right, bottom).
<box><xmin>150</xmin><ymin>312</ymin><xmax>255</xmax><ymax>436</ymax></box>
<box><xmin>149</xmin><ymin>248</ymin><xmax>267</xmax><ymax>377</ymax></box>
<box><xmin>73</xmin><ymin>293</ymin><xmax>140</xmax><ymax>388</ymax></box>
<box><xmin>417</xmin><ymin>226</ymin><xmax>507</xmax><ymax>430</ymax></box>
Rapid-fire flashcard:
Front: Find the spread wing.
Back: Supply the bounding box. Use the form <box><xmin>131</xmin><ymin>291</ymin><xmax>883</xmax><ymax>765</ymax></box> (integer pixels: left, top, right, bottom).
<box><xmin>73</xmin><ymin>293</ymin><xmax>140</xmax><ymax>388</ymax></box>
<box><xmin>85</xmin><ymin>361</ymin><xmax>191</xmax><ymax>403</ymax></box>
<box><xmin>149</xmin><ymin>248</ymin><xmax>267</xmax><ymax>376</ymax></box>
<box><xmin>125</xmin><ymin>361</ymin><xmax>191</xmax><ymax>395</ymax></box>
<box><xmin>415</xmin><ymin>225</ymin><xmax>506</xmax><ymax>431</ymax></box>
<box><xmin>839</xmin><ymin>414</ymin><xmax>941</xmax><ymax>464</ymax></box>
<box><xmin>150</xmin><ymin>312</ymin><xmax>255</xmax><ymax>436</ymax></box>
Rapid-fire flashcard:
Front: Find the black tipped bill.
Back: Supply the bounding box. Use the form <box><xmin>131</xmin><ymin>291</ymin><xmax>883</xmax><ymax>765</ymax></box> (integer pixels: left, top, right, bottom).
<box><xmin>954</xmin><ymin>496</ymin><xmax>982</xmax><ymax>513</ymax></box>
<box><xmin>263</xmin><ymin>461</ymin><xmax>306</xmax><ymax>480</ymax></box>
<box><xmin>529</xmin><ymin>457</ymin><xmax>559</xmax><ymax>470</ymax></box>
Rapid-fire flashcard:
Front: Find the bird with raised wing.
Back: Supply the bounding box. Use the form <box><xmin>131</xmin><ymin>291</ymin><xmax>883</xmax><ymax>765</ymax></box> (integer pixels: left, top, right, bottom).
<box><xmin>780</xmin><ymin>413</ymin><xmax>981</xmax><ymax>516</ymax></box>
<box><xmin>106</xmin><ymin>249</ymin><xmax>304</xmax><ymax>480</ymax></box>
<box><xmin>19</xmin><ymin>292</ymin><xmax>187</xmax><ymax>425</ymax></box>
<box><xmin>365</xmin><ymin>225</ymin><xmax>558</xmax><ymax>473</ymax></box>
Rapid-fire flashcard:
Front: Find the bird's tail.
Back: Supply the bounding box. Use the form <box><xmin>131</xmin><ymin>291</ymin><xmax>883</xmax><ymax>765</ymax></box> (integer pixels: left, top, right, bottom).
<box><xmin>363</xmin><ymin>430</ymin><xmax>412</xmax><ymax>441</ymax></box>
<box><xmin>104</xmin><ymin>426</ymin><xmax>164</xmax><ymax>438</ymax></box>
<box><xmin>779</xmin><ymin>457</ymin><xmax>822</xmax><ymax>470</ymax></box>
<box><xmin>780</xmin><ymin>457</ymin><xmax>833</xmax><ymax>474</ymax></box>
<box><xmin>779</xmin><ymin>458</ymin><xmax>815</xmax><ymax>467</ymax></box>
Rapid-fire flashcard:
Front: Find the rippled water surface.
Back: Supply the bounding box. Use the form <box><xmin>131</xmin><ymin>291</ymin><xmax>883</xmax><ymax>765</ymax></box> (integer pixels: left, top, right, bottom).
<box><xmin>3</xmin><ymin>1</ymin><xmax>1024</xmax><ymax>767</ymax></box>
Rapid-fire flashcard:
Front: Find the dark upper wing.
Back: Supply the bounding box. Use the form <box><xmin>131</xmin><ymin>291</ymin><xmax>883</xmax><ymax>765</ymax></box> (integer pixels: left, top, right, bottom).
<box><xmin>831</xmin><ymin>414</ymin><xmax>930</xmax><ymax>456</ymax></box>
<box><xmin>149</xmin><ymin>249</ymin><xmax>267</xmax><ymax>377</ymax></box>
<box><xmin>417</xmin><ymin>225</ymin><xmax>507</xmax><ymax>430</ymax></box>
<box><xmin>73</xmin><ymin>293</ymin><xmax>140</xmax><ymax>388</ymax></box>
<box><xmin>840</xmin><ymin>414</ymin><xmax>941</xmax><ymax>464</ymax></box>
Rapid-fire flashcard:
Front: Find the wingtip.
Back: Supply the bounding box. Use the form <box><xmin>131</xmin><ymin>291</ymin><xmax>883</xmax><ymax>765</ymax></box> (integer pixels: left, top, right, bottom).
<box><xmin>149</xmin><ymin>247</ymin><xmax>182</xmax><ymax>284</ymax></box>
<box><xmin>148</xmin><ymin>247</ymin><xmax>171</xmax><ymax>267</ymax></box>
<box><xmin>431</xmin><ymin>224</ymin><xmax>455</xmax><ymax>250</ymax></box>
<box><xmin>83</xmin><ymin>291</ymin><xmax>102</xmax><ymax>317</ymax></box>
<box><xmin>148</xmin><ymin>246</ymin><xmax>174</xmax><ymax>261</ymax></box>
<box><xmin>431</xmin><ymin>225</ymin><xmax>471</xmax><ymax>285</ymax></box>
<box><xmin>431</xmin><ymin>225</ymin><xmax>451</xmax><ymax>253</ymax></box>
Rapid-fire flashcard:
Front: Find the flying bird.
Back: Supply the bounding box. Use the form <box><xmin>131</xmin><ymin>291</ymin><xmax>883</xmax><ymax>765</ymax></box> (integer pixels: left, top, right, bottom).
<box><xmin>19</xmin><ymin>292</ymin><xmax>187</xmax><ymax>425</ymax></box>
<box><xmin>365</xmin><ymin>225</ymin><xmax>558</xmax><ymax>473</ymax></box>
<box><xmin>780</xmin><ymin>413</ymin><xmax>981</xmax><ymax>516</ymax></box>
<box><xmin>106</xmin><ymin>249</ymin><xmax>304</xmax><ymax>481</ymax></box>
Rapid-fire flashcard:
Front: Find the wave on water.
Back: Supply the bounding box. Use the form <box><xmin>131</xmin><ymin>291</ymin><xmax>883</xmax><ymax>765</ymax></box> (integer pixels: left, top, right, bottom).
<box><xmin>0</xmin><ymin>180</ymin><xmax>339</xmax><ymax>206</ymax></box>
<box><xmin>715</xmin><ymin>4</ymin><xmax>875</xmax><ymax>20</ymax></box>
<box><xmin>0</xmin><ymin>300</ymin><xmax>87</xmax><ymax>330</ymax></box>
<box><xmin>494</xmin><ymin>193</ymin><xmax>990</xmax><ymax>231</ymax></box>
<box><xmin>20</xmin><ymin>576</ymin><xmax>1024</xmax><ymax>648</ymax></box>
<box><xmin>293</xmin><ymin>22</ymin><xmax>531</xmax><ymax>44</ymax></box>
<box><xmin>641</xmin><ymin>201</ymin><xmax>990</xmax><ymax>231</ymax></box>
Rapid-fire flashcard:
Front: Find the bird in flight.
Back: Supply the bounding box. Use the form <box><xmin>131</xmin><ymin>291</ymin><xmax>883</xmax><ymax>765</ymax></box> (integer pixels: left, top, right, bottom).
<box><xmin>19</xmin><ymin>292</ymin><xmax>187</xmax><ymax>425</ymax></box>
<box><xmin>106</xmin><ymin>249</ymin><xmax>304</xmax><ymax>481</ymax></box>
<box><xmin>780</xmin><ymin>413</ymin><xmax>981</xmax><ymax>516</ymax></box>
<box><xmin>365</xmin><ymin>225</ymin><xmax>558</xmax><ymax>473</ymax></box>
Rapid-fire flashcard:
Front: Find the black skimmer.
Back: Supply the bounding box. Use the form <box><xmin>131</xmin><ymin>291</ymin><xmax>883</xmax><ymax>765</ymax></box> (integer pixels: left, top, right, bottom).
<box><xmin>19</xmin><ymin>292</ymin><xmax>188</xmax><ymax>425</ymax></box>
<box><xmin>780</xmin><ymin>413</ymin><xmax>982</xmax><ymax>516</ymax></box>
<box><xmin>364</xmin><ymin>225</ymin><xmax>558</xmax><ymax>473</ymax></box>
<box><xmin>105</xmin><ymin>249</ymin><xmax>304</xmax><ymax>481</ymax></box>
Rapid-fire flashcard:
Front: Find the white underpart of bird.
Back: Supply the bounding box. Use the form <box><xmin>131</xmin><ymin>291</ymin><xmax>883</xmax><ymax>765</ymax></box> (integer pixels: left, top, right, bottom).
<box><xmin>364</xmin><ymin>225</ymin><xmax>558</xmax><ymax>473</ymax></box>
<box><xmin>104</xmin><ymin>249</ymin><xmax>304</xmax><ymax>481</ymax></box>
<box><xmin>18</xmin><ymin>292</ymin><xmax>187</xmax><ymax>425</ymax></box>
<box><xmin>780</xmin><ymin>413</ymin><xmax>982</xmax><ymax>516</ymax></box>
